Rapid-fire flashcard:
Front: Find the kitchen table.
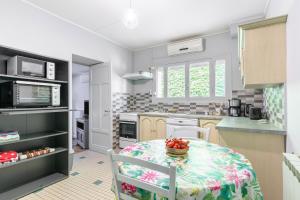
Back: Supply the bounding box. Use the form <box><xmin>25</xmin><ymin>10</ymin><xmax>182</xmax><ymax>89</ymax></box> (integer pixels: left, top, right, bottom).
<box><xmin>117</xmin><ymin>140</ymin><xmax>263</xmax><ymax>200</ymax></box>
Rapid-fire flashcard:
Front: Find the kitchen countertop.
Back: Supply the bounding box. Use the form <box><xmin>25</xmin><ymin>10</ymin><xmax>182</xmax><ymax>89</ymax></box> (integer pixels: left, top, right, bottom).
<box><xmin>216</xmin><ymin>116</ymin><xmax>286</xmax><ymax>135</ymax></box>
<box><xmin>138</xmin><ymin>112</ymin><xmax>224</xmax><ymax>120</ymax></box>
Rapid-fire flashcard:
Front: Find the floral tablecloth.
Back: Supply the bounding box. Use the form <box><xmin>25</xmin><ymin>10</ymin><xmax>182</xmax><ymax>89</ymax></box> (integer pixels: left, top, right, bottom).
<box><xmin>118</xmin><ymin>140</ymin><xmax>263</xmax><ymax>200</ymax></box>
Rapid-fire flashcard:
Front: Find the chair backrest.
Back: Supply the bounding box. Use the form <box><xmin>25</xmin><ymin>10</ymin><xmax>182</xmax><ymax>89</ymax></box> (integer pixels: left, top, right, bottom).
<box><xmin>108</xmin><ymin>149</ymin><xmax>176</xmax><ymax>200</ymax></box>
<box><xmin>173</xmin><ymin>126</ymin><xmax>211</xmax><ymax>142</ymax></box>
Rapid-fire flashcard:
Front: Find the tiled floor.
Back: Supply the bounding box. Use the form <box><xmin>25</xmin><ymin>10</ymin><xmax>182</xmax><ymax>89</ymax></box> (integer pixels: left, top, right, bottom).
<box><xmin>20</xmin><ymin>150</ymin><xmax>115</xmax><ymax>200</ymax></box>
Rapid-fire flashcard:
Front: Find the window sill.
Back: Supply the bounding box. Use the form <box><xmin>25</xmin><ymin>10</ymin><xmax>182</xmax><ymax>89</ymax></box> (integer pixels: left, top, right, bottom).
<box><xmin>152</xmin><ymin>96</ymin><xmax>227</xmax><ymax>104</ymax></box>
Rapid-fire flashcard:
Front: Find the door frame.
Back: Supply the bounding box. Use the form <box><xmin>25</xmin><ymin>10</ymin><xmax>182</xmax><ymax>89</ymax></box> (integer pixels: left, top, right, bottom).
<box><xmin>89</xmin><ymin>62</ymin><xmax>113</xmax><ymax>154</ymax></box>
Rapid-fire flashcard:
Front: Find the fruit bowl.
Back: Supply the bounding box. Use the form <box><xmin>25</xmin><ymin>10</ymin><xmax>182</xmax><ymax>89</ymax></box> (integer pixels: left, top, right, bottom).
<box><xmin>165</xmin><ymin>138</ymin><xmax>189</xmax><ymax>156</ymax></box>
<box><xmin>166</xmin><ymin>147</ymin><xmax>188</xmax><ymax>155</ymax></box>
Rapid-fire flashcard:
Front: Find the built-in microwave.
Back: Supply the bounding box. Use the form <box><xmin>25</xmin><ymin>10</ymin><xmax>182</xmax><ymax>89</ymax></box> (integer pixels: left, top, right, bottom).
<box><xmin>0</xmin><ymin>80</ymin><xmax>60</xmax><ymax>108</ymax></box>
<box><xmin>7</xmin><ymin>56</ymin><xmax>55</xmax><ymax>80</ymax></box>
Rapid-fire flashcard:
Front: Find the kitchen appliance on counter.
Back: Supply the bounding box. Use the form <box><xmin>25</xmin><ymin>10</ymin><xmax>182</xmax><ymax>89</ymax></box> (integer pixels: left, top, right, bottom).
<box><xmin>167</xmin><ymin>118</ymin><xmax>199</xmax><ymax>138</ymax></box>
<box><xmin>7</xmin><ymin>56</ymin><xmax>55</xmax><ymax>80</ymax></box>
<box><xmin>245</xmin><ymin>104</ymin><xmax>253</xmax><ymax>117</ymax></box>
<box><xmin>119</xmin><ymin>113</ymin><xmax>139</xmax><ymax>148</ymax></box>
<box><xmin>228</xmin><ymin>98</ymin><xmax>241</xmax><ymax>117</ymax></box>
<box><xmin>249</xmin><ymin>107</ymin><xmax>262</xmax><ymax>120</ymax></box>
<box><xmin>76</xmin><ymin>118</ymin><xmax>89</xmax><ymax>149</ymax></box>
<box><xmin>0</xmin><ymin>80</ymin><xmax>60</xmax><ymax>108</ymax></box>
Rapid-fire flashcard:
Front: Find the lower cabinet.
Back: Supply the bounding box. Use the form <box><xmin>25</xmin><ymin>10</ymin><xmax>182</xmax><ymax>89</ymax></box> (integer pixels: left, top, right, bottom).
<box><xmin>139</xmin><ymin>116</ymin><xmax>166</xmax><ymax>141</ymax></box>
<box><xmin>219</xmin><ymin>130</ymin><xmax>285</xmax><ymax>200</ymax></box>
<box><xmin>200</xmin><ymin>119</ymin><xmax>221</xmax><ymax>144</ymax></box>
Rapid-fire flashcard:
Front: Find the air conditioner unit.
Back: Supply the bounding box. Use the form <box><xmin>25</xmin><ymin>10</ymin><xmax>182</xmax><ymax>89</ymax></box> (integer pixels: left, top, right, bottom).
<box><xmin>167</xmin><ymin>37</ymin><xmax>204</xmax><ymax>56</ymax></box>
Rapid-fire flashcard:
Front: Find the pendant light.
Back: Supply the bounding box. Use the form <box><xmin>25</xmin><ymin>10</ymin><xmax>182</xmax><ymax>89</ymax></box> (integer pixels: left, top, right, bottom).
<box><xmin>123</xmin><ymin>0</ymin><xmax>139</xmax><ymax>29</ymax></box>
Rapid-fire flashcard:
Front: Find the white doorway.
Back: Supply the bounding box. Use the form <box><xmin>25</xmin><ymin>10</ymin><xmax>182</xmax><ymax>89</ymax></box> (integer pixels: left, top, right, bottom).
<box><xmin>72</xmin><ymin>63</ymin><xmax>90</xmax><ymax>153</ymax></box>
<box><xmin>89</xmin><ymin>63</ymin><xmax>112</xmax><ymax>153</ymax></box>
<box><xmin>71</xmin><ymin>55</ymin><xmax>112</xmax><ymax>154</ymax></box>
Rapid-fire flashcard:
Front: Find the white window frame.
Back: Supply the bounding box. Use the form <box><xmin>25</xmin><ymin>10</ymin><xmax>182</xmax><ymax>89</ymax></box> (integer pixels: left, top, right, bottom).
<box><xmin>153</xmin><ymin>56</ymin><xmax>231</xmax><ymax>104</ymax></box>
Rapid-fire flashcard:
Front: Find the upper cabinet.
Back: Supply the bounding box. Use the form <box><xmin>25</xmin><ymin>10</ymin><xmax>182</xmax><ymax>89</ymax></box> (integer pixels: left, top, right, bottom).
<box><xmin>239</xmin><ymin>16</ymin><xmax>287</xmax><ymax>88</ymax></box>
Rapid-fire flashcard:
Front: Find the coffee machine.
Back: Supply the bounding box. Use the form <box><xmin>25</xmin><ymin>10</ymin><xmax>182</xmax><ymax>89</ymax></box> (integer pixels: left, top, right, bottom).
<box><xmin>228</xmin><ymin>98</ymin><xmax>241</xmax><ymax>117</ymax></box>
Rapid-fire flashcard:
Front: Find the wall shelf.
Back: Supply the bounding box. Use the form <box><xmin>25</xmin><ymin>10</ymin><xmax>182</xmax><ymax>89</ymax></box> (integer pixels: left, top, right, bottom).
<box><xmin>0</xmin><ymin>131</ymin><xmax>68</xmax><ymax>146</ymax></box>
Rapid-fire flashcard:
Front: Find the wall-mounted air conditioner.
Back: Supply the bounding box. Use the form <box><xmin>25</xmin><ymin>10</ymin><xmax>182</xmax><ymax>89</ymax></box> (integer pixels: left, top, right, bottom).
<box><xmin>167</xmin><ymin>37</ymin><xmax>204</xmax><ymax>56</ymax></box>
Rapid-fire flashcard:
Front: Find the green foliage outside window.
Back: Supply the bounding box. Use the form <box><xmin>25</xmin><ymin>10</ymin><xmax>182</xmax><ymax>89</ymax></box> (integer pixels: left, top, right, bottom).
<box><xmin>167</xmin><ymin>66</ymin><xmax>185</xmax><ymax>97</ymax></box>
<box><xmin>157</xmin><ymin>60</ymin><xmax>225</xmax><ymax>99</ymax></box>
<box><xmin>189</xmin><ymin>63</ymin><xmax>209</xmax><ymax>97</ymax></box>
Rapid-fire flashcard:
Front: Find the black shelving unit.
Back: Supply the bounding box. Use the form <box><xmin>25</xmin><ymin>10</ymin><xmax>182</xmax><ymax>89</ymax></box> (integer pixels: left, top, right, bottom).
<box><xmin>0</xmin><ymin>45</ymin><xmax>69</xmax><ymax>200</ymax></box>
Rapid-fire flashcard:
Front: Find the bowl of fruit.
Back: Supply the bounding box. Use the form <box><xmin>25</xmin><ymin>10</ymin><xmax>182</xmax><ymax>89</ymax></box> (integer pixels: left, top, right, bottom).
<box><xmin>165</xmin><ymin>138</ymin><xmax>189</xmax><ymax>156</ymax></box>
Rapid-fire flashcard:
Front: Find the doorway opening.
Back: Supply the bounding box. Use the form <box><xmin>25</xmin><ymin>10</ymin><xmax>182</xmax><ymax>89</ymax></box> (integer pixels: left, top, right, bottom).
<box><xmin>72</xmin><ymin>54</ymin><xmax>102</xmax><ymax>153</ymax></box>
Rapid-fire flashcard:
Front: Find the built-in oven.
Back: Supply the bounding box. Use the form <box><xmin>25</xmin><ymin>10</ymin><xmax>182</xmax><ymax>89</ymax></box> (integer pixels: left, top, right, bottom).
<box><xmin>7</xmin><ymin>56</ymin><xmax>55</xmax><ymax>80</ymax></box>
<box><xmin>119</xmin><ymin>113</ymin><xmax>138</xmax><ymax>148</ymax></box>
<box><xmin>0</xmin><ymin>80</ymin><xmax>60</xmax><ymax>108</ymax></box>
<box><xmin>119</xmin><ymin>121</ymin><xmax>137</xmax><ymax>139</ymax></box>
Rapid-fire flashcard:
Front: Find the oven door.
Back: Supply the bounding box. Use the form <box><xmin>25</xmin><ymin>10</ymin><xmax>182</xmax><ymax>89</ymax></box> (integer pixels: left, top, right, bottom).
<box><xmin>119</xmin><ymin>121</ymin><xmax>137</xmax><ymax>139</ymax></box>
<box><xmin>14</xmin><ymin>81</ymin><xmax>53</xmax><ymax>107</ymax></box>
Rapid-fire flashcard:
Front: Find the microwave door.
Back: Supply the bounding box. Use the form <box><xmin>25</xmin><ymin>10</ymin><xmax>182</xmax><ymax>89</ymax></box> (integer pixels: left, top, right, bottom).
<box><xmin>22</xmin><ymin>61</ymin><xmax>45</xmax><ymax>77</ymax></box>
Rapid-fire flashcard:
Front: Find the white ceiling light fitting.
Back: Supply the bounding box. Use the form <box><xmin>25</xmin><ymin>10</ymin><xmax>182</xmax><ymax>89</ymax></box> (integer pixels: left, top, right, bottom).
<box><xmin>123</xmin><ymin>0</ymin><xmax>139</xmax><ymax>29</ymax></box>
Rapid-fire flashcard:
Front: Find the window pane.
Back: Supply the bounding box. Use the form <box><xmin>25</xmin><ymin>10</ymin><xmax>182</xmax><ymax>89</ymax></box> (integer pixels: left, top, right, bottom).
<box><xmin>215</xmin><ymin>60</ymin><xmax>226</xmax><ymax>97</ymax></box>
<box><xmin>167</xmin><ymin>65</ymin><xmax>185</xmax><ymax>98</ymax></box>
<box><xmin>189</xmin><ymin>62</ymin><xmax>210</xmax><ymax>97</ymax></box>
<box><xmin>156</xmin><ymin>67</ymin><xmax>164</xmax><ymax>98</ymax></box>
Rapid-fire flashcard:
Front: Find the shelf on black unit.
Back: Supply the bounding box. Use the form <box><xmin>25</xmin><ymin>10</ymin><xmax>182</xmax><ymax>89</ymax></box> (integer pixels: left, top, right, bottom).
<box><xmin>0</xmin><ymin>107</ymin><xmax>69</xmax><ymax>115</ymax></box>
<box><xmin>0</xmin><ymin>147</ymin><xmax>68</xmax><ymax>169</ymax></box>
<box><xmin>0</xmin><ymin>173</ymin><xmax>67</xmax><ymax>200</ymax></box>
<box><xmin>0</xmin><ymin>131</ymin><xmax>68</xmax><ymax>146</ymax></box>
<box><xmin>0</xmin><ymin>74</ymin><xmax>68</xmax><ymax>84</ymax></box>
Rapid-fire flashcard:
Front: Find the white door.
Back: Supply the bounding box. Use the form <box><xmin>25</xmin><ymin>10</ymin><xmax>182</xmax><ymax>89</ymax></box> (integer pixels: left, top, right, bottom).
<box><xmin>89</xmin><ymin>63</ymin><xmax>112</xmax><ymax>153</ymax></box>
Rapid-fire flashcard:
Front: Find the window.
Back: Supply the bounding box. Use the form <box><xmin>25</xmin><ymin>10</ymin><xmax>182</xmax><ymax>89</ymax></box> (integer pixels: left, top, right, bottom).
<box><xmin>189</xmin><ymin>62</ymin><xmax>210</xmax><ymax>97</ymax></box>
<box><xmin>156</xmin><ymin>59</ymin><xmax>227</xmax><ymax>100</ymax></box>
<box><xmin>215</xmin><ymin>60</ymin><xmax>226</xmax><ymax>97</ymax></box>
<box><xmin>167</xmin><ymin>65</ymin><xmax>185</xmax><ymax>98</ymax></box>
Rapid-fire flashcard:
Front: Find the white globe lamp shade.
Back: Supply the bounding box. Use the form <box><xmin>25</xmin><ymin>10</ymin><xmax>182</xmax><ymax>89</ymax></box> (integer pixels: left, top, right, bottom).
<box><xmin>123</xmin><ymin>8</ymin><xmax>139</xmax><ymax>29</ymax></box>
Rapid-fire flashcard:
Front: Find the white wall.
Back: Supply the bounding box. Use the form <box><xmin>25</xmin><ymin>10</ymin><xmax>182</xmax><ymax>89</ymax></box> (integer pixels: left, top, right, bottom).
<box><xmin>285</xmin><ymin>1</ymin><xmax>300</xmax><ymax>154</ymax></box>
<box><xmin>0</xmin><ymin>0</ymin><xmax>133</xmax><ymax>153</ymax></box>
<box><xmin>266</xmin><ymin>0</ymin><xmax>300</xmax><ymax>154</ymax></box>
<box><xmin>133</xmin><ymin>32</ymin><xmax>243</xmax><ymax>94</ymax></box>
<box><xmin>265</xmin><ymin>0</ymin><xmax>294</xmax><ymax>18</ymax></box>
<box><xmin>72</xmin><ymin>73</ymin><xmax>89</xmax><ymax>111</ymax></box>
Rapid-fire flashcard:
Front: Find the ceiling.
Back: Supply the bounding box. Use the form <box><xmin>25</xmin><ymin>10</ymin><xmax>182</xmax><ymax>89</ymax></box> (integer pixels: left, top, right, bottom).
<box><xmin>23</xmin><ymin>0</ymin><xmax>269</xmax><ymax>50</ymax></box>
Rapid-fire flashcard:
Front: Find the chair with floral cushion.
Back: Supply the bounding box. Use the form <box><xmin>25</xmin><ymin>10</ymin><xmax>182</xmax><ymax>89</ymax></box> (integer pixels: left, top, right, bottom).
<box><xmin>108</xmin><ymin>149</ymin><xmax>177</xmax><ymax>200</ymax></box>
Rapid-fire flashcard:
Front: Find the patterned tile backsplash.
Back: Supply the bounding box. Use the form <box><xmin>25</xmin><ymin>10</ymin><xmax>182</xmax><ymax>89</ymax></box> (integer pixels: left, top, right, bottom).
<box><xmin>263</xmin><ymin>85</ymin><xmax>285</xmax><ymax>128</ymax></box>
<box><xmin>112</xmin><ymin>89</ymin><xmax>266</xmax><ymax>148</ymax></box>
<box><xmin>232</xmin><ymin>89</ymin><xmax>264</xmax><ymax>108</ymax></box>
<box><xmin>112</xmin><ymin>93</ymin><xmax>132</xmax><ymax>148</ymax></box>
